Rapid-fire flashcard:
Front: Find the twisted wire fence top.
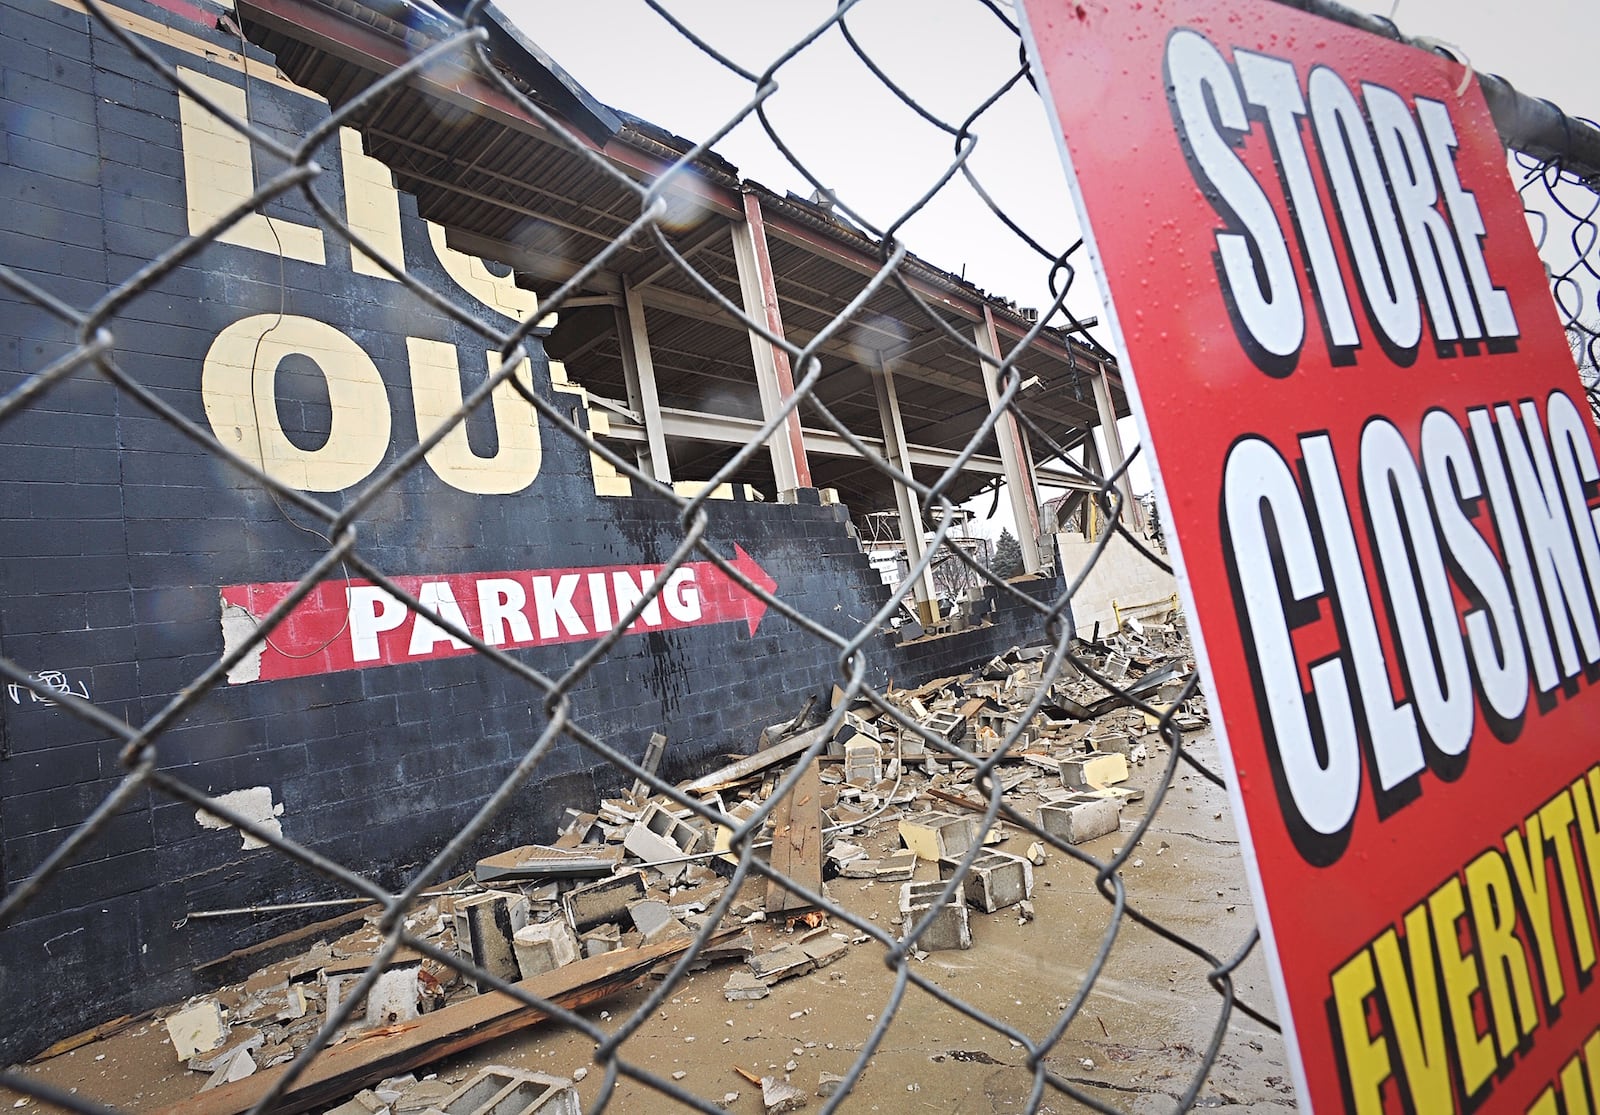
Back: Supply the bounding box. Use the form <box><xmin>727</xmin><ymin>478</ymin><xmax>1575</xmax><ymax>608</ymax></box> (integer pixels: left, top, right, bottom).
<box><xmin>0</xmin><ymin>0</ymin><xmax>1595</xmax><ymax>1111</ymax></box>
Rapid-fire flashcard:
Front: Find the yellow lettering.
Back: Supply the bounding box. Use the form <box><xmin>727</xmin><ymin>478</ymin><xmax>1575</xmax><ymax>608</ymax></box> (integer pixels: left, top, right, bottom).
<box><xmin>1372</xmin><ymin>906</ymin><xmax>1452</xmax><ymax>1114</ymax></box>
<box><xmin>203</xmin><ymin>314</ymin><xmax>390</xmax><ymax>492</ymax></box>
<box><xmin>1527</xmin><ymin>1084</ymin><xmax>1559</xmax><ymax>1115</ymax></box>
<box><xmin>338</xmin><ymin>129</ymin><xmax>405</xmax><ymax>280</ymax></box>
<box><xmin>1505</xmin><ymin>810</ymin><xmax>1566</xmax><ymax>1008</ymax></box>
<box><xmin>1430</xmin><ymin>877</ymin><xmax>1499</xmax><ymax>1097</ymax></box>
<box><xmin>1586</xmin><ymin>1029</ymin><xmax>1600</xmax><ymax>1111</ymax></box>
<box><xmin>176</xmin><ymin>67</ymin><xmax>324</xmax><ymax>264</ymax></box>
<box><xmin>1573</xmin><ymin>771</ymin><xmax>1600</xmax><ymax>945</ymax></box>
<box><xmin>1465</xmin><ymin>848</ymin><xmax>1541</xmax><ymax>1057</ymax></box>
<box><xmin>425</xmin><ymin>224</ymin><xmax>542</xmax><ymax>324</ymax></box>
<box><xmin>1561</xmin><ymin>1051</ymin><xmax>1593</xmax><ymax>1115</ymax></box>
<box><xmin>1540</xmin><ymin>791</ymin><xmax>1597</xmax><ymax>975</ymax></box>
<box><xmin>406</xmin><ymin>341</ymin><xmax>542</xmax><ymax>495</ymax></box>
<box><xmin>1332</xmin><ymin>947</ymin><xmax>1391</xmax><ymax>1114</ymax></box>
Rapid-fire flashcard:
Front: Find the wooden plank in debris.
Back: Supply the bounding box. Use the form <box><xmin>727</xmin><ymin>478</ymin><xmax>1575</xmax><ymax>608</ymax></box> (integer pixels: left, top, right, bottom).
<box><xmin>766</xmin><ymin>759</ymin><xmax>823</xmax><ymax>917</ymax></box>
<box><xmin>163</xmin><ymin>931</ymin><xmax>733</xmax><ymax>1115</ymax></box>
<box><xmin>680</xmin><ymin>724</ymin><xmax>830</xmax><ymax>795</ymax></box>
<box><xmin>191</xmin><ymin>907</ymin><xmax>377</xmax><ymax>984</ymax></box>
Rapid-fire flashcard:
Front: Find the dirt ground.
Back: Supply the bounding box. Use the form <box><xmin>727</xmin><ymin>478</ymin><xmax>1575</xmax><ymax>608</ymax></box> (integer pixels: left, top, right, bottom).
<box><xmin>4</xmin><ymin>728</ymin><xmax>1294</xmax><ymax>1114</ymax></box>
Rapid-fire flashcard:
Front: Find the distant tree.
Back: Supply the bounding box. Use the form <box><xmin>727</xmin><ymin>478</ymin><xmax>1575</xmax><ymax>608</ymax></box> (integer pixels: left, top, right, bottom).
<box><xmin>990</xmin><ymin>528</ymin><xmax>1023</xmax><ymax>579</ymax></box>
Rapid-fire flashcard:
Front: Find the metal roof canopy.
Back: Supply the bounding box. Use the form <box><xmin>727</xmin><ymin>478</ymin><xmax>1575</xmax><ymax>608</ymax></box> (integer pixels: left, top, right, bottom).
<box><xmin>237</xmin><ymin>0</ymin><xmax>1130</xmax><ymax>515</ymax></box>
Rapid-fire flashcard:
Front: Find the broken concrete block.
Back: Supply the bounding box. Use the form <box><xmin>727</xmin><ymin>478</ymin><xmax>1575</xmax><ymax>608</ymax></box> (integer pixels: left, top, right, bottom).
<box><xmin>395</xmin><ymin>1079</ymin><xmax>457</xmax><ymax>1114</ymax></box>
<box><xmin>938</xmin><ymin>850</ymin><xmax>1033</xmax><ymax>913</ymax></box>
<box><xmin>919</xmin><ymin>710</ymin><xmax>965</xmax><ymax>746</ymax></box>
<box><xmin>898</xmin><ymin>811</ymin><xmax>979</xmax><ymax>861</ymax></box>
<box><xmin>624</xmin><ymin>803</ymin><xmax>706</xmax><ymax>881</ymax></box>
<box><xmin>842</xmin><ymin>739</ymin><xmax>882</xmax><ymax>786</ymax></box>
<box><xmin>723</xmin><ymin>970</ymin><xmax>771</xmax><ymax>1001</ymax></box>
<box><xmin>366</xmin><ymin>961</ymin><xmax>421</xmax><ymax>1028</ymax></box>
<box><xmin>627</xmin><ymin>899</ymin><xmax>688</xmax><ymax>945</ymax></box>
<box><xmin>896</xmin><ymin>727</ymin><xmax>926</xmax><ymax>760</ymax></box>
<box><xmin>817</xmin><ymin>1072</ymin><xmax>847</xmax><ymax>1098</ymax></box>
<box><xmin>324</xmin><ymin>1090</ymin><xmax>383</xmax><ymax>1115</ymax></box>
<box><xmin>761</xmin><ymin>1075</ymin><xmax>807</xmax><ymax>1114</ymax></box>
<box><xmin>898</xmin><ymin>881</ymin><xmax>972</xmax><ymax>951</ymax></box>
<box><xmin>513</xmin><ymin>919</ymin><xmax>580</xmax><ymax>979</ymax></box>
<box><xmin>188</xmin><ymin>1029</ymin><xmax>263</xmax><ymax>1073</ymax></box>
<box><xmin>838</xmin><ymin>850</ymin><xmax>916</xmax><ymax>881</ymax></box>
<box><xmin>451</xmin><ymin>892</ymin><xmax>528</xmax><ymax>990</ymax></box>
<box><xmin>1039</xmin><ymin>799</ymin><xmax>1121</xmax><ymax>845</ymax></box>
<box><xmin>165</xmin><ymin>1001</ymin><xmax>226</xmax><ymax>1061</ymax></box>
<box><xmin>799</xmin><ymin>935</ymin><xmax>848</xmax><ymax>968</ymax></box>
<box><xmin>564</xmin><ymin>871</ymin><xmax>647</xmax><ymax>932</ymax></box>
<box><xmin>1059</xmin><ymin>751</ymin><xmax>1129</xmax><ymax>790</ymax></box>
<box><xmin>435</xmin><ymin>1064</ymin><xmax>580</xmax><ymax>1115</ymax></box>
<box><xmin>748</xmin><ymin>945</ymin><xmax>816</xmax><ymax>985</ymax></box>
<box><xmin>198</xmin><ymin>1047</ymin><xmax>256</xmax><ymax>1091</ymax></box>
<box><xmin>580</xmin><ymin>923</ymin><xmax>621</xmax><ymax>958</ymax></box>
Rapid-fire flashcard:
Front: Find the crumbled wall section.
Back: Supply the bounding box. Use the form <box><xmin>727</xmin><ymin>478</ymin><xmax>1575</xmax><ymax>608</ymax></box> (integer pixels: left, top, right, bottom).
<box><xmin>0</xmin><ymin>0</ymin><xmax>1063</xmax><ymax>1061</ymax></box>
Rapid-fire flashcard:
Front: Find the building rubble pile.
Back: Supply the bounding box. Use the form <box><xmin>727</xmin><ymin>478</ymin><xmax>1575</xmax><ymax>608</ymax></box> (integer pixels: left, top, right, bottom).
<box><xmin>127</xmin><ymin>615</ymin><xmax>1205</xmax><ymax>1108</ymax></box>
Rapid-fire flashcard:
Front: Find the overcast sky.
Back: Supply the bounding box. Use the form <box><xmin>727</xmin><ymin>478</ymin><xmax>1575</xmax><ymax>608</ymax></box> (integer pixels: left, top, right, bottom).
<box><xmin>497</xmin><ymin>0</ymin><xmax>1596</xmax><ymax>521</ymax></box>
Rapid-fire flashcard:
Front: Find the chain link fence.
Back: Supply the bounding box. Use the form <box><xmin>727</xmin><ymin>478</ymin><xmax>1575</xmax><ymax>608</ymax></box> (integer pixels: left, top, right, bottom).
<box><xmin>1</xmin><ymin>0</ymin><xmax>1597</xmax><ymax>1111</ymax></box>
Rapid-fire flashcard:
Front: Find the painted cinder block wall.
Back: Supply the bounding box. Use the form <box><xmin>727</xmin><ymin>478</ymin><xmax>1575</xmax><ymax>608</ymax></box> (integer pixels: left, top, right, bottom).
<box><xmin>0</xmin><ymin>0</ymin><xmax>1063</xmax><ymax>1061</ymax></box>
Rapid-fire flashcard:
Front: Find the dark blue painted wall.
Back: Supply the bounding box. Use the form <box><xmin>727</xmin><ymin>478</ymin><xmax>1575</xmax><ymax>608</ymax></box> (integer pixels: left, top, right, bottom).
<box><xmin>0</xmin><ymin>0</ymin><xmax>1061</xmax><ymax>1061</ymax></box>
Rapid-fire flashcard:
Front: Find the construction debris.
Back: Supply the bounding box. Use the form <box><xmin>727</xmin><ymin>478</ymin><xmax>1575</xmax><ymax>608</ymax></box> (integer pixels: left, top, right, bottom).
<box><xmin>43</xmin><ymin>612</ymin><xmax>1201</xmax><ymax>1113</ymax></box>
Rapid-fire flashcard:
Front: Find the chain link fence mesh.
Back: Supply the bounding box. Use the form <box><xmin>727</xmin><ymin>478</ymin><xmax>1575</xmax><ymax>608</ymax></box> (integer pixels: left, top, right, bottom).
<box><xmin>0</xmin><ymin>0</ymin><xmax>1597</xmax><ymax>1110</ymax></box>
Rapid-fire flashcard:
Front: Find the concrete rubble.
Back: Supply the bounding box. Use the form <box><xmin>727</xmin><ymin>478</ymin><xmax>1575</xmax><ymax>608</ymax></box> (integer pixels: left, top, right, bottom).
<box><xmin>47</xmin><ymin>614</ymin><xmax>1204</xmax><ymax>1110</ymax></box>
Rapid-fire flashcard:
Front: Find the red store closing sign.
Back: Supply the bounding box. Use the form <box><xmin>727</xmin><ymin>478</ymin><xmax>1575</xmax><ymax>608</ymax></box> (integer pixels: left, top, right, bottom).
<box><xmin>1019</xmin><ymin>1</ymin><xmax>1600</xmax><ymax>1111</ymax></box>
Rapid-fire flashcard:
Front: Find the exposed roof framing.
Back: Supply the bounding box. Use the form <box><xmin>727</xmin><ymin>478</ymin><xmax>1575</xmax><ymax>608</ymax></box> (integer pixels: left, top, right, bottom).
<box><xmin>235</xmin><ymin>0</ymin><xmax>1129</xmax><ymax>513</ymax></box>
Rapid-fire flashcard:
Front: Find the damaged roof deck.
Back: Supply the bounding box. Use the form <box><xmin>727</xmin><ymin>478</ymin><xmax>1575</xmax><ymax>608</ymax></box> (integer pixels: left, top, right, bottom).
<box><xmin>236</xmin><ymin>0</ymin><xmax>1134</xmax><ymax>527</ymax></box>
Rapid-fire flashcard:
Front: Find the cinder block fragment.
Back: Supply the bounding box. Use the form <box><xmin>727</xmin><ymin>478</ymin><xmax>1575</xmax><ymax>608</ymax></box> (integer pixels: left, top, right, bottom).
<box><xmin>843</xmin><ymin>739</ymin><xmax>882</xmax><ymax>785</ymax></box>
<box><xmin>724</xmin><ymin>970</ymin><xmax>770</xmax><ymax>1001</ymax></box>
<box><xmin>748</xmin><ymin>944</ymin><xmax>815</xmax><ymax>985</ymax></box>
<box><xmin>624</xmin><ymin>803</ymin><xmax>706</xmax><ymax>880</ymax></box>
<box><xmin>898</xmin><ymin>811</ymin><xmax>979</xmax><ymax>861</ymax></box>
<box><xmin>898</xmin><ymin>881</ymin><xmax>972</xmax><ymax>951</ymax></box>
<box><xmin>365</xmin><ymin>961</ymin><xmax>421</xmax><ymax>1027</ymax></box>
<box><xmin>1039</xmin><ymin>799</ymin><xmax>1121</xmax><ymax>845</ymax></box>
<box><xmin>938</xmin><ymin>850</ymin><xmax>1033</xmax><ymax>912</ymax></box>
<box><xmin>1059</xmin><ymin>751</ymin><xmax>1129</xmax><ymax>790</ymax></box>
<box><xmin>512</xmin><ymin>920</ymin><xmax>580</xmax><ymax>979</ymax></box>
<box><xmin>435</xmin><ymin>1064</ymin><xmax>579</xmax><ymax>1115</ymax></box>
<box><xmin>452</xmin><ymin>892</ymin><xmax>528</xmax><ymax>989</ymax></box>
<box><xmin>580</xmin><ymin>923</ymin><xmax>621</xmax><ymax>958</ymax></box>
<box><xmin>920</xmin><ymin>710</ymin><xmax>965</xmax><ymax>746</ymax></box>
<box><xmin>165</xmin><ymin>1000</ymin><xmax>225</xmax><ymax>1061</ymax></box>
<box><xmin>627</xmin><ymin>899</ymin><xmax>688</xmax><ymax>945</ymax></box>
<box><xmin>564</xmin><ymin>871</ymin><xmax>647</xmax><ymax>932</ymax></box>
<box><xmin>800</xmin><ymin>935</ymin><xmax>848</xmax><ymax>967</ymax></box>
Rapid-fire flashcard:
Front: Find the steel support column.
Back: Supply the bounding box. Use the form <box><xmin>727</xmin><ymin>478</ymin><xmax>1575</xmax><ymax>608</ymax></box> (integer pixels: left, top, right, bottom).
<box><xmin>617</xmin><ymin>277</ymin><xmax>672</xmax><ymax>483</ymax></box>
<box><xmin>873</xmin><ymin>354</ymin><xmax>939</xmax><ymax>625</ymax></box>
<box><xmin>729</xmin><ymin>191</ymin><xmax>812</xmax><ymax>496</ymax></box>
<box><xmin>1092</xmin><ymin>370</ymin><xmax>1138</xmax><ymax>528</ymax></box>
<box><xmin>974</xmin><ymin>305</ymin><xmax>1043</xmax><ymax>573</ymax></box>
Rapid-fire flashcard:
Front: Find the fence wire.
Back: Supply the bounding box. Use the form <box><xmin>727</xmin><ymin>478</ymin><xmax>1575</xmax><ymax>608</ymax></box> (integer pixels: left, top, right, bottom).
<box><xmin>0</xmin><ymin>0</ymin><xmax>1597</xmax><ymax>1112</ymax></box>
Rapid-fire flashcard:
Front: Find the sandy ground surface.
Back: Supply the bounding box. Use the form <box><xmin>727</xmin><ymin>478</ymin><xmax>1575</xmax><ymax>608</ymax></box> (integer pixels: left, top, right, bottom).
<box><xmin>4</xmin><ymin>729</ymin><xmax>1295</xmax><ymax>1114</ymax></box>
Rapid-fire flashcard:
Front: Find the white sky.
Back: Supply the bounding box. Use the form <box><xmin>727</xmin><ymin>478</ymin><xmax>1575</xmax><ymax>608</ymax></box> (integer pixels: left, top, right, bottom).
<box><xmin>497</xmin><ymin>0</ymin><xmax>1597</xmax><ymax>530</ymax></box>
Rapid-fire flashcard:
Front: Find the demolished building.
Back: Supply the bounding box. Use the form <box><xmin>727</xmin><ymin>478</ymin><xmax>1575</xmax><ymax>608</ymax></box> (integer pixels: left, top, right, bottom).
<box><xmin>0</xmin><ymin>0</ymin><xmax>1135</xmax><ymax>1060</ymax></box>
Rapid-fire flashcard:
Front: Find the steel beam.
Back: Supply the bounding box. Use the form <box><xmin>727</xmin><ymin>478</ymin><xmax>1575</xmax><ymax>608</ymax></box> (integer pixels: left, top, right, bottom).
<box><xmin>617</xmin><ymin>278</ymin><xmax>671</xmax><ymax>483</ymax></box>
<box><xmin>1092</xmin><ymin>368</ymin><xmax>1137</xmax><ymax>527</ymax></box>
<box><xmin>974</xmin><ymin>306</ymin><xmax>1044</xmax><ymax>574</ymax></box>
<box><xmin>729</xmin><ymin>192</ymin><xmax>812</xmax><ymax>493</ymax></box>
<box><xmin>874</xmin><ymin>354</ymin><xmax>939</xmax><ymax>624</ymax></box>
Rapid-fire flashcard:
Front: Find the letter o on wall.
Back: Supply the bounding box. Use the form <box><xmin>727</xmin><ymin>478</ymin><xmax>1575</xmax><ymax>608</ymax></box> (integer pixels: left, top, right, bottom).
<box><xmin>203</xmin><ymin>314</ymin><xmax>392</xmax><ymax>492</ymax></box>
